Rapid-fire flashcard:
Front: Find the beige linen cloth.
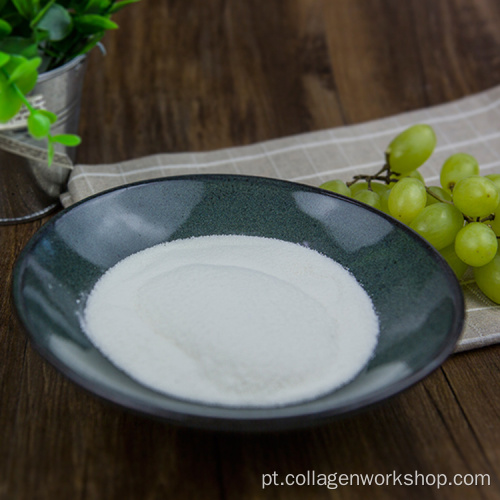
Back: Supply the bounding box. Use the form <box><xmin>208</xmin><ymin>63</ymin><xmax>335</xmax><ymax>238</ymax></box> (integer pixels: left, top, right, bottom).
<box><xmin>61</xmin><ymin>86</ymin><xmax>500</xmax><ymax>352</ymax></box>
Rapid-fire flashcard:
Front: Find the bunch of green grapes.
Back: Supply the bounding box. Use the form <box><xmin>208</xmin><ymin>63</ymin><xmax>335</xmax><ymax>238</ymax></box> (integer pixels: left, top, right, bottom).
<box><xmin>319</xmin><ymin>124</ymin><xmax>500</xmax><ymax>304</ymax></box>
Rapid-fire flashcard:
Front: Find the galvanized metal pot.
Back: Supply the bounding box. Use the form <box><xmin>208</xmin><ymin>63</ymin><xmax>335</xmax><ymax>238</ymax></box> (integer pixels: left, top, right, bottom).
<box><xmin>0</xmin><ymin>56</ymin><xmax>87</xmax><ymax>224</ymax></box>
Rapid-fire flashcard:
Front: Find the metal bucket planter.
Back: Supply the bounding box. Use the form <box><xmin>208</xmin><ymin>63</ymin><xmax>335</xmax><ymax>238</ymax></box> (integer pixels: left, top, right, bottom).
<box><xmin>0</xmin><ymin>56</ymin><xmax>87</xmax><ymax>224</ymax></box>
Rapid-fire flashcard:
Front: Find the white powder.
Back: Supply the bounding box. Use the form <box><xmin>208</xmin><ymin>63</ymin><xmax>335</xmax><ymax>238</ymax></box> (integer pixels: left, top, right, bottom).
<box><xmin>82</xmin><ymin>235</ymin><xmax>379</xmax><ymax>407</ymax></box>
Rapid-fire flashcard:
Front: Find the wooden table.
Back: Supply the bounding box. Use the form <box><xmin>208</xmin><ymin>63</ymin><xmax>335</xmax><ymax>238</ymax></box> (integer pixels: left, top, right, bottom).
<box><xmin>1</xmin><ymin>1</ymin><xmax>499</xmax><ymax>498</ymax></box>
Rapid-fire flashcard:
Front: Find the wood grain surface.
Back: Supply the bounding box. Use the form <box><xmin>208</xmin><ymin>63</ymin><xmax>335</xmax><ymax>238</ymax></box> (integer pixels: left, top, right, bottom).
<box><xmin>1</xmin><ymin>1</ymin><xmax>500</xmax><ymax>498</ymax></box>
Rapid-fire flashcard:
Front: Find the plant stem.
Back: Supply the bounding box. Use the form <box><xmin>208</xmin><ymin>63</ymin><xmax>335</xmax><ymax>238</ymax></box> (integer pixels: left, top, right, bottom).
<box><xmin>30</xmin><ymin>0</ymin><xmax>57</xmax><ymax>29</ymax></box>
<box><xmin>13</xmin><ymin>85</ymin><xmax>35</xmax><ymax>113</ymax></box>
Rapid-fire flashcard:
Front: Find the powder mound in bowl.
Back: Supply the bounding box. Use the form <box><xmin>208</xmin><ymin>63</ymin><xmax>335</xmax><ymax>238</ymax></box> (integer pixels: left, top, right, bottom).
<box><xmin>82</xmin><ymin>235</ymin><xmax>379</xmax><ymax>407</ymax></box>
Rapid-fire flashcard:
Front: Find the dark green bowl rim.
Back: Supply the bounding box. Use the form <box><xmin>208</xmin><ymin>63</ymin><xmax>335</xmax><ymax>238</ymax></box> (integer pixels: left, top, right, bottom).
<box><xmin>12</xmin><ymin>174</ymin><xmax>465</xmax><ymax>432</ymax></box>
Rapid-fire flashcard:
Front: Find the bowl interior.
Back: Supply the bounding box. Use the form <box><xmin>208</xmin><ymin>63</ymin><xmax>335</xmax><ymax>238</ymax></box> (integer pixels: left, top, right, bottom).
<box><xmin>13</xmin><ymin>175</ymin><xmax>464</xmax><ymax>431</ymax></box>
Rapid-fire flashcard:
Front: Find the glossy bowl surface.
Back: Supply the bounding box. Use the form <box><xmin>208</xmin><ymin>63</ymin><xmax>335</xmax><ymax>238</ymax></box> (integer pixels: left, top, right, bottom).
<box><xmin>12</xmin><ymin>175</ymin><xmax>464</xmax><ymax>431</ymax></box>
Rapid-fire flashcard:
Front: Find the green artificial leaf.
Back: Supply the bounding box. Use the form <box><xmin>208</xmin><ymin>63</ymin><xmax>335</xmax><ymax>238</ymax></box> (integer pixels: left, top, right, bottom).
<box><xmin>0</xmin><ymin>19</ymin><xmax>12</xmax><ymax>37</ymax></box>
<box><xmin>0</xmin><ymin>54</ymin><xmax>40</xmax><ymax>121</ymax></box>
<box><xmin>74</xmin><ymin>14</ymin><xmax>117</xmax><ymax>34</ymax></box>
<box><xmin>109</xmin><ymin>0</ymin><xmax>140</xmax><ymax>14</ymax></box>
<box><xmin>51</xmin><ymin>133</ymin><xmax>81</xmax><ymax>146</ymax></box>
<box><xmin>0</xmin><ymin>80</ymin><xmax>23</xmax><ymax>121</ymax></box>
<box><xmin>36</xmin><ymin>3</ymin><xmax>73</xmax><ymax>41</ymax></box>
<box><xmin>0</xmin><ymin>37</ymin><xmax>38</xmax><ymax>58</ymax></box>
<box><xmin>0</xmin><ymin>51</ymin><xmax>10</xmax><ymax>67</ymax></box>
<box><xmin>82</xmin><ymin>0</ymin><xmax>110</xmax><ymax>15</ymax></box>
<box><xmin>3</xmin><ymin>54</ymin><xmax>38</xmax><ymax>94</ymax></box>
<box><xmin>7</xmin><ymin>55</ymin><xmax>40</xmax><ymax>84</ymax></box>
<box><xmin>27</xmin><ymin>109</ymin><xmax>51</xmax><ymax>138</ymax></box>
<box><xmin>11</xmin><ymin>0</ymin><xmax>34</xmax><ymax>20</ymax></box>
<box><xmin>38</xmin><ymin>109</ymin><xmax>57</xmax><ymax>123</ymax></box>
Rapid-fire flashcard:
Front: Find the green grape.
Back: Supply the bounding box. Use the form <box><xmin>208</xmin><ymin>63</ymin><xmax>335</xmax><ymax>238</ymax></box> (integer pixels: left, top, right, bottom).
<box><xmin>354</xmin><ymin>189</ymin><xmax>382</xmax><ymax>209</ymax></box>
<box><xmin>350</xmin><ymin>181</ymin><xmax>370</xmax><ymax>195</ymax></box>
<box><xmin>489</xmin><ymin>205</ymin><xmax>500</xmax><ymax>236</ymax></box>
<box><xmin>388</xmin><ymin>177</ymin><xmax>427</xmax><ymax>224</ymax></box>
<box><xmin>426</xmin><ymin>185</ymin><xmax>452</xmax><ymax>206</ymax></box>
<box><xmin>452</xmin><ymin>175</ymin><xmax>499</xmax><ymax>219</ymax></box>
<box><xmin>379</xmin><ymin>189</ymin><xmax>391</xmax><ymax>215</ymax></box>
<box><xmin>320</xmin><ymin>179</ymin><xmax>351</xmax><ymax>197</ymax></box>
<box><xmin>386</xmin><ymin>124</ymin><xmax>436</xmax><ymax>174</ymax></box>
<box><xmin>390</xmin><ymin>169</ymin><xmax>424</xmax><ymax>183</ymax></box>
<box><xmin>486</xmin><ymin>174</ymin><xmax>500</xmax><ymax>236</ymax></box>
<box><xmin>407</xmin><ymin>169</ymin><xmax>425</xmax><ymax>182</ymax></box>
<box><xmin>486</xmin><ymin>173</ymin><xmax>500</xmax><ymax>193</ymax></box>
<box><xmin>440</xmin><ymin>153</ymin><xmax>479</xmax><ymax>193</ymax></box>
<box><xmin>440</xmin><ymin>244</ymin><xmax>469</xmax><ymax>279</ymax></box>
<box><xmin>409</xmin><ymin>202</ymin><xmax>464</xmax><ymax>250</ymax></box>
<box><xmin>454</xmin><ymin>222</ymin><xmax>498</xmax><ymax>267</ymax></box>
<box><xmin>350</xmin><ymin>181</ymin><xmax>389</xmax><ymax>196</ymax></box>
<box><xmin>369</xmin><ymin>182</ymin><xmax>391</xmax><ymax>195</ymax></box>
<box><xmin>474</xmin><ymin>250</ymin><xmax>500</xmax><ymax>303</ymax></box>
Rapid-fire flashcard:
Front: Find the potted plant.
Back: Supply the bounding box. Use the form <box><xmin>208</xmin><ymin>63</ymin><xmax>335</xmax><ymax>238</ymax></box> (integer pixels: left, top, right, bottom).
<box><xmin>0</xmin><ymin>0</ymin><xmax>140</xmax><ymax>223</ymax></box>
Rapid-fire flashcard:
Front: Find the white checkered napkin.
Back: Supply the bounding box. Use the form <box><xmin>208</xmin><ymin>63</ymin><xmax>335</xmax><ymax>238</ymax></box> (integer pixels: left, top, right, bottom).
<box><xmin>61</xmin><ymin>85</ymin><xmax>500</xmax><ymax>352</ymax></box>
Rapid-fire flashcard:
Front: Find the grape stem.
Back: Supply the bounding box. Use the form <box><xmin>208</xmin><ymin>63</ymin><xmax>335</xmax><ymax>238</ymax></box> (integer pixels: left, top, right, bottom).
<box><xmin>346</xmin><ymin>160</ymin><xmax>393</xmax><ymax>189</ymax></box>
<box><xmin>424</xmin><ymin>186</ymin><xmax>454</xmax><ymax>205</ymax></box>
<box><xmin>480</xmin><ymin>214</ymin><xmax>495</xmax><ymax>223</ymax></box>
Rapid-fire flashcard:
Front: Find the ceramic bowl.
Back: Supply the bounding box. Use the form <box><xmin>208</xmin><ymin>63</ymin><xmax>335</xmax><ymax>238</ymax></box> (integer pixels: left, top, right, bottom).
<box><xmin>12</xmin><ymin>175</ymin><xmax>464</xmax><ymax>432</ymax></box>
